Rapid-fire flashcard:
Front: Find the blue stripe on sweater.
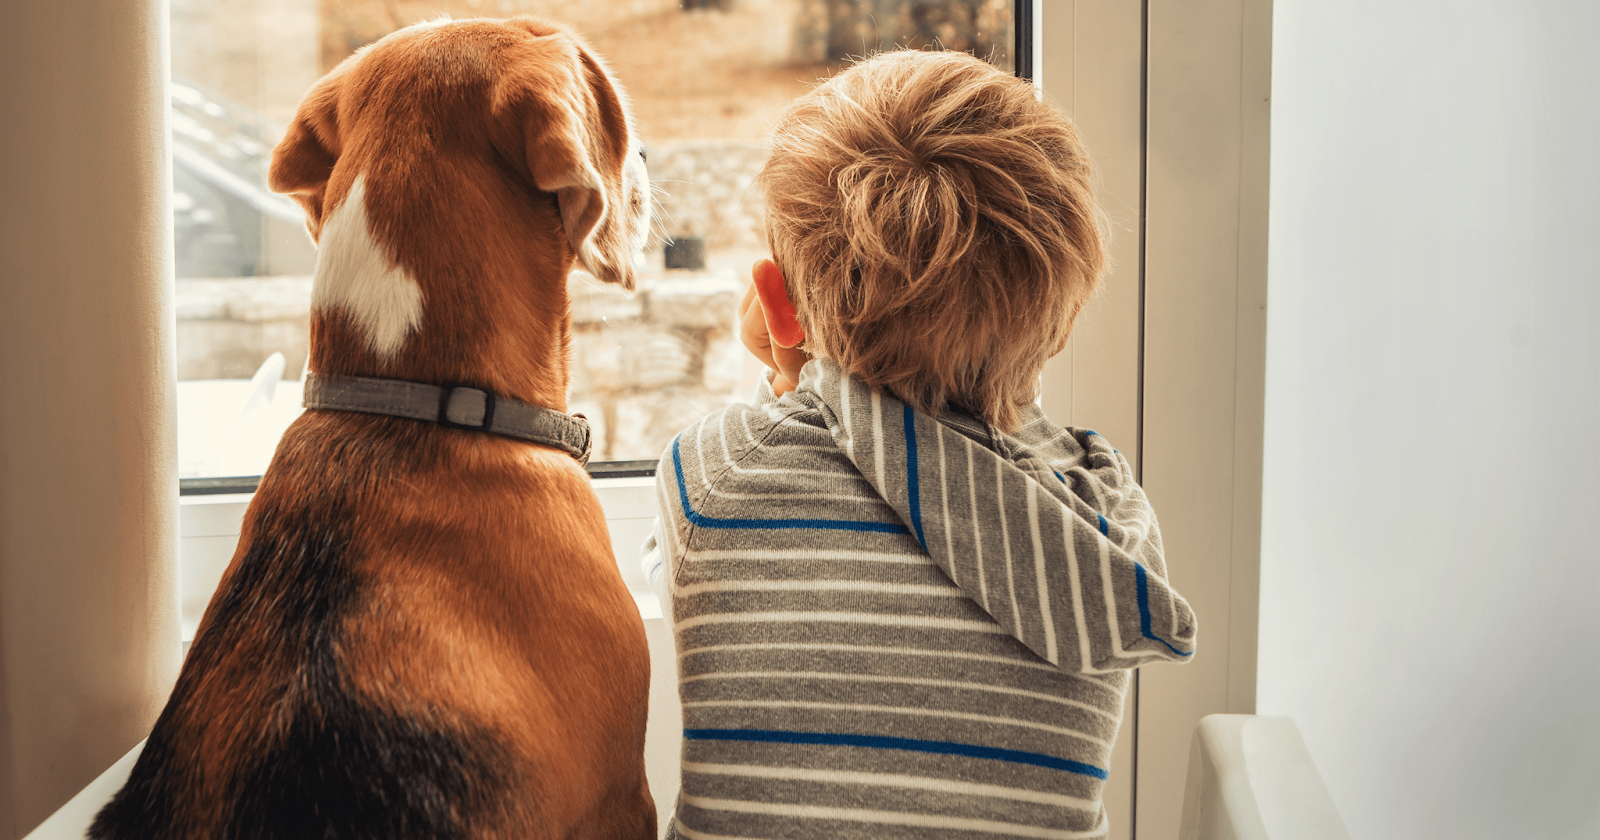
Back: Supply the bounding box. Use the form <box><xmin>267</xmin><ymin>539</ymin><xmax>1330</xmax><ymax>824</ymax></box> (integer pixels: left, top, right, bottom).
<box><xmin>672</xmin><ymin>436</ymin><xmax>911</xmax><ymax>534</ymax></box>
<box><xmin>1135</xmin><ymin>563</ymin><xmax>1193</xmax><ymax>657</ymax></box>
<box><xmin>904</xmin><ymin>405</ymin><xmax>926</xmax><ymax>550</ymax></box>
<box><xmin>684</xmin><ymin>728</ymin><xmax>1109</xmax><ymax>780</ymax></box>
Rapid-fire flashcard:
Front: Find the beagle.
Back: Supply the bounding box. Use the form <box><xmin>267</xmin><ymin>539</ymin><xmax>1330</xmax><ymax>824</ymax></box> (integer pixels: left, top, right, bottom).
<box><xmin>91</xmin><ymin>17</ymin><xmax>655</xmax><ymax>839</ymax></box>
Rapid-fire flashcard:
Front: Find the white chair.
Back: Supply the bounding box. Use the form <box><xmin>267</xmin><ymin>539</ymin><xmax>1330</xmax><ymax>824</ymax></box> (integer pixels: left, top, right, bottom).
<box><xmin>1180</xmin><ymin>715</ymin><xmax>1351</xmax><ymax>840</ymax></box>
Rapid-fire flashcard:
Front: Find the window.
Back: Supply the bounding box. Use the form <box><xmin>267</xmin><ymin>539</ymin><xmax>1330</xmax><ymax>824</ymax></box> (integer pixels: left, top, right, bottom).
<box><xmin>170</xmin><ymin>8</ymin><xmax>1030</xmax><ymax>821</ymax></box>
<box><xmin>172</xmin><ymin>0</ymin><xmax>1023</xmax><ymax>490</ymax></box>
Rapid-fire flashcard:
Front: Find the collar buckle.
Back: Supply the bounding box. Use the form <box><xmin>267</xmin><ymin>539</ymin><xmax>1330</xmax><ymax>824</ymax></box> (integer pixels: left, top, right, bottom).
<box><xmin>437</xmin><ymin>384</ymin><xmax>496</xmax><ymax>431</ymax></box>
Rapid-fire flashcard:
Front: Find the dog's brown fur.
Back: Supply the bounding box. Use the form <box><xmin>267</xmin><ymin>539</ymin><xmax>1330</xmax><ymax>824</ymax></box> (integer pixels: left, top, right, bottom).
<box><xmin>91</xmin><ymin>17</ymin><xmax>654</xmax><ymax>840</ymax></box>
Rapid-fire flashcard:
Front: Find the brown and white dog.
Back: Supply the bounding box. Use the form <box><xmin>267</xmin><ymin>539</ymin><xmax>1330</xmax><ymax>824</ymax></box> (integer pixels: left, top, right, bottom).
<box><xmin>91</xmin><ymin>17</ymin><xmax>655</xmax><ymax>840</ymax></box>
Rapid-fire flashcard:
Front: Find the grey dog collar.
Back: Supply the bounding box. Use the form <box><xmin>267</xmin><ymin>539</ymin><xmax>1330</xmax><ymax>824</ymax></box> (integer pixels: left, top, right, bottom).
<box><xmin>302</xmin><ymin>373</ymin><xmax>592</xmax><ymax>465</ymax></box>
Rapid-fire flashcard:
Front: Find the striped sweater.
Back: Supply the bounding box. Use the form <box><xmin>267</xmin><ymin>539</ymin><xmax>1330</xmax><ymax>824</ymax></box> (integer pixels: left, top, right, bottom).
<box><xmin>646</xmin><ymin>358</ymin><xmax>1196</xmax><ymax>839</ymax></box>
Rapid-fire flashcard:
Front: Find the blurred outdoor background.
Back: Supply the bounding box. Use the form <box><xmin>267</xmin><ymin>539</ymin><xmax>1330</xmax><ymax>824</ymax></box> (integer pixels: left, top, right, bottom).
<box><xmin>171</xmin><ymin>0</ymin><xmax>1014</xmax><ymax>475</ymax></box>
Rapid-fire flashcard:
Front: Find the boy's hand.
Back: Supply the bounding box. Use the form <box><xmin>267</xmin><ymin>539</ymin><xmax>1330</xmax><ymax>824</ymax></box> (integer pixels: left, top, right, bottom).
<box><xmin>739</xmin><ymin>261</ymin><xmax>810</xmax><ymax>395</ymax></box>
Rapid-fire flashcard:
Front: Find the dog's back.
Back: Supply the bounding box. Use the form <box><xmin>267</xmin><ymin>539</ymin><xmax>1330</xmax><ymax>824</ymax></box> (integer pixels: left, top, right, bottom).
<box><xmin>91</xmin><ymin>16</ymin><xmax>654</xmax><ymax>840</ymax></box>
<box><xmin>95</xmin><ymin>419</ymin><xmax>650</xmax><ymax>839</ymax></box>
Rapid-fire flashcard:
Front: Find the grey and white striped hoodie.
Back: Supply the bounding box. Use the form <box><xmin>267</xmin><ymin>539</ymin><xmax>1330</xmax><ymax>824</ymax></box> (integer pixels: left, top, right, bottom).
<box><xmin>648</xmin><ymin>358</ymin><xmax>1196</xmax><ymax>840</ymax></box>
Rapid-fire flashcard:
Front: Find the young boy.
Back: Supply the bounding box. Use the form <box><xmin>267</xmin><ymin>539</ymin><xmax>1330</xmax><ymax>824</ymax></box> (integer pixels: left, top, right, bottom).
<box><xmin>646</xmin><ymin>49</ymin><xmax>1196</xmax><ymax>839</ymax></box>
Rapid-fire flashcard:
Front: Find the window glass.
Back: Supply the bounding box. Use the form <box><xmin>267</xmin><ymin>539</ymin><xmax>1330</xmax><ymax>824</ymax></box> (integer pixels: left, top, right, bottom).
<box><xmin>172</xmin><ymin>0</ymin><xmax>1017</xmax><ymax>479</ymax></box>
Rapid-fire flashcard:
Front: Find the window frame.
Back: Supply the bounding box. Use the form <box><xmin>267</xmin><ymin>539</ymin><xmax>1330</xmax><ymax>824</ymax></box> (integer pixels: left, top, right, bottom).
<box><xmin>174</xmin><ymin>0</ymin><xmax>1036</xmax><ymax>497</ymax></box>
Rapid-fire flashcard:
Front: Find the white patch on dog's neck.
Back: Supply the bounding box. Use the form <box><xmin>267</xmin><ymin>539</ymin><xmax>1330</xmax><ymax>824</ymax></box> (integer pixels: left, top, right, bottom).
<box><xmin>311</xmin><ymin>175</ymin><xmax>424</xmax><ymax>358</ymax></box>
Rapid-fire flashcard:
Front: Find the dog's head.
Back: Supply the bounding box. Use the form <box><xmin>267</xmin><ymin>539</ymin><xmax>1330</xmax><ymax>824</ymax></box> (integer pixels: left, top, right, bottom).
<box><xmin>268</xmin><ymin>17</ymin><xmax>648</xmax><ymax>377</ymax></box>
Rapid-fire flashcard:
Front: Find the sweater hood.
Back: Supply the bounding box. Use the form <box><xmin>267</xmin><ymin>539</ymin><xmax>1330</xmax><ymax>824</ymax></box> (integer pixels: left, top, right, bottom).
<box><xmin>786</xmin><ymin>358</ymin><xmax>1196</xmax><ymax>673</ymax></box>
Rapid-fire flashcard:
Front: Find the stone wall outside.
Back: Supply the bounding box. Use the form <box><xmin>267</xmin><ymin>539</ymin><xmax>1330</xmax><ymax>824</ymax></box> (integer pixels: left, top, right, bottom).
<box><xmin>567</xmin><ymin>268</ymin><xmax>753</xmax><ymax>462</ymax></box>
<box><xmin>177</xmin><ymin>277</ymin><xmax>314</xmax><ymax>380</ymax></box>
<box><xmin>647</xmin><ymin>141</ymin><xmax>770</xmax><ymax>251</ymax></box>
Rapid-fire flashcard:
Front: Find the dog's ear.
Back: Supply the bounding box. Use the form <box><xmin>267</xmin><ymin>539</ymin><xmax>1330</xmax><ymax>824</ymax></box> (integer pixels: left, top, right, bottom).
<box><xmin>523</xmin><ymin>92</ymin><xmax>610</xmax><ymax>276</ymax></box>
<box><xmin>269</xmin><ymin>70</ymin><xmax>345</xmax><ymax>242</ymax></box>
<box><xmin>500</xmin><ymin>26</ymin><xmax>642</xmax><ymax>289</ymax></box>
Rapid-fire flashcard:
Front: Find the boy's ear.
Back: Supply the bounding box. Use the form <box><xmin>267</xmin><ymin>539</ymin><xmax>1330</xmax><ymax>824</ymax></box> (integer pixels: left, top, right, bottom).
<box><xmin>752</xmin><ymin>258</ymin><xmax>805</xmax><ymax>348</ymax></box>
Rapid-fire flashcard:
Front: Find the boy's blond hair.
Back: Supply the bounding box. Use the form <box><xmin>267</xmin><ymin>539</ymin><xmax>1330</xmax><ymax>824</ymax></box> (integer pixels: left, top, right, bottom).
<box><xmin>759</xmin><ymin>49</ymin><xmax>1107</xmax><ymax>431</ymax></box>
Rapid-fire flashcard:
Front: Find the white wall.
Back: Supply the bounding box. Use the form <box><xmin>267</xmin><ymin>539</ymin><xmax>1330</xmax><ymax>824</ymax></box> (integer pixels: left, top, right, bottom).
<box><xmin>1261</xmin><ymin>3</ymin><xmax>1600</xmax><ymax>840</ymax></box>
